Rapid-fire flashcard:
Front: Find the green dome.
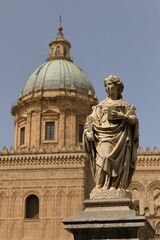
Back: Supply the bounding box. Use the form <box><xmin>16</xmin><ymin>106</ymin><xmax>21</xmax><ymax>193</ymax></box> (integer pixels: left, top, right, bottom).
<box><xmin>21</xmin><ymin>60</ymin><xmax>95</xmax><ymax>97</ymax></box>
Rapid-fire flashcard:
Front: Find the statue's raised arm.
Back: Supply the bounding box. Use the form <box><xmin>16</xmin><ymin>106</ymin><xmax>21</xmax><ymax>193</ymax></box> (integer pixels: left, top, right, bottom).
<box><xmin>83</xmin><ymin>75</ymin><xmax>139</xmax><ymax>192</ymax></box>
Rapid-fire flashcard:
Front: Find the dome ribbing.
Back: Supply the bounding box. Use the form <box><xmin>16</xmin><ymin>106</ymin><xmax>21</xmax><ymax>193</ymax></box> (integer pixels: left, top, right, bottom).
<box><xmin>21</xmin><ymin>60</ymin><xmax>95</xmax><ymax>96</ymax></box>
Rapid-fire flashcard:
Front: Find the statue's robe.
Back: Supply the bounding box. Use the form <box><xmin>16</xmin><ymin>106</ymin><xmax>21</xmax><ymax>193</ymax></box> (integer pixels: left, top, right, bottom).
<box><xmin>83</xmin><ymin>98</ymin><xmax>139</xmax><ymax>189</ymax></box>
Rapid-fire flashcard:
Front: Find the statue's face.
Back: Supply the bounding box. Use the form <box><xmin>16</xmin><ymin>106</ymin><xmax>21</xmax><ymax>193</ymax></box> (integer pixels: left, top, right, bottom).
<box><xmin>105</xmin><ymin>80</ymin><xmax>117</xmax><ymax>96</ymax></box>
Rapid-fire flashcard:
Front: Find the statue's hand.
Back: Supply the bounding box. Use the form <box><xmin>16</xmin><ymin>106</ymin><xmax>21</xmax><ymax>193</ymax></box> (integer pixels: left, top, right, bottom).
<box><xmin>111</xmin><ymin>110</ymin><xmax>125</xmax><ymax>120</ymax></box>
<box><xmin>86</xmin><ymin>131</ymin><xmax>94</xmax><ymax>141</ymax></box>
<box><xmin>112</xmin><ymin>110</ymin><xmax>136</xmax><ymax>125</ymax></box>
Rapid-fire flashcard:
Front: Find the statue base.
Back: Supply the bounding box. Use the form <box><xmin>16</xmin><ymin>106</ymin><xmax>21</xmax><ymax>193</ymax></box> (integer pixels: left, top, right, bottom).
<box><xmin>90</xmin><ymin>187</ymin><xmax>132</xmax><ymax>199</ymax></box>
<box><xmin>63</xmin><ymin>190</ymin><xmax>155</xmax><ymax>239</ymax></box>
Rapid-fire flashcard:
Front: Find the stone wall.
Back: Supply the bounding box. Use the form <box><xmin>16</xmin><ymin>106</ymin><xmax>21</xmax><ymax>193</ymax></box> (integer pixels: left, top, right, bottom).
<box><xmin>0</xmin><ymin>151</ymin><xmax>88</xmax><ymax>240</ymax></box>
<box><xmin>0</xmin><ymin>147</ymin><xmax>159</xmax><ymax>239</ymax></box>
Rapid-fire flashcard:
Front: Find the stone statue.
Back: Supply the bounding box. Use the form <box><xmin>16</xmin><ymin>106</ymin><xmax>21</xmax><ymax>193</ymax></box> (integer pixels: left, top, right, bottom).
<box><xmin>83</xmin><ymin>75</ymin><xmax>139</xmax><ymax>192</ymax></box>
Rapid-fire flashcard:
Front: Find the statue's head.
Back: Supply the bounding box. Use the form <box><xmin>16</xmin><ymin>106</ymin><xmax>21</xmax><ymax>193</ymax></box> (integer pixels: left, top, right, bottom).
<box><xmin>104</xmin><ymin>75</ymin><xmax>124</xmax><ymax>99</ymax></box>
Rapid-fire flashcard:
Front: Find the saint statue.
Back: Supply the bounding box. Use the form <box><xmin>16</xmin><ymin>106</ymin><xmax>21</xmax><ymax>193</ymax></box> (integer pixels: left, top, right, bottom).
<box><xmin>83</xmin><ymin>75</ymin><xmax>139</xmax><ymax>192</ymax></box>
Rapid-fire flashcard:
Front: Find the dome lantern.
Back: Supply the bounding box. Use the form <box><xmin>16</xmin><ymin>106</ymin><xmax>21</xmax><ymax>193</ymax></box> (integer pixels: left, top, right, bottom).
<box><xmin>47</xmin><ymin>17</ymin><xmax>72</xmax><ymax>62</ymax></box>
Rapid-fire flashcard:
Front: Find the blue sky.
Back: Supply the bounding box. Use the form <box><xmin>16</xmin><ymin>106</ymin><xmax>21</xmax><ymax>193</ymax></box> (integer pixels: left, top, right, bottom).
<box><xmin>0</xmin><ymin>0</ymin><xmax>160</xmax><ymax>151</ymax></box>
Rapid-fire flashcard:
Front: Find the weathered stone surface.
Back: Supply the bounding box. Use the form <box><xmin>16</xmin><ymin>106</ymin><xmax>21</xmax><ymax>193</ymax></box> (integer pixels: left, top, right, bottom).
<box><xmin>90</xmin><ymin>188</ymin><xmax>132</xmax><ymax>200</ymax></box>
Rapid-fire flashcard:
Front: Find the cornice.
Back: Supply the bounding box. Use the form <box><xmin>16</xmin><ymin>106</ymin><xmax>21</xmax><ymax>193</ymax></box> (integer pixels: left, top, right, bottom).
<box><xmin>137</xmin><ymin>155</ymin><xmax>160</xmax><ymax>169</ymax></box>
<box><xmin>0</xmin><ymin>151</ymin><xmax>86</xmax><ymax>169</ymax></box>
<box><xmin>0</xmin><ymin>146</ymin><xmax>160</xmax><ymax>169</ymax></box>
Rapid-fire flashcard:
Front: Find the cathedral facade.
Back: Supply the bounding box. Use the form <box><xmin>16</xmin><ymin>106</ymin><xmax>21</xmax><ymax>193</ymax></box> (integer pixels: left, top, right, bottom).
<box><xmin>0</xmin><ymin>24</ymin><xmax>159</xmax><ymax>240</ymax></box>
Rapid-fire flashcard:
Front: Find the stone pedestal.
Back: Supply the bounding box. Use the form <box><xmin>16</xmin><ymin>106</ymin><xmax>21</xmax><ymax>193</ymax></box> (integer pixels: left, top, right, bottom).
<box><xmin>63</xmin><ymin>190</ymin><xmax>155</xmax><ymax>240</ymax></box>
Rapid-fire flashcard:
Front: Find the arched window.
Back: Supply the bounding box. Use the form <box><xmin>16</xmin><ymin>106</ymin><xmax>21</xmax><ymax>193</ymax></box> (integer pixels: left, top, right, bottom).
<box><xmin>56</xmin><ymin>46</ymin><xmax>60</xmax><ymax>56</ymax></box>
<box><xmin>25</xmin><ymin>194</ymin><xmax>39</xmax><ymax>219</ymax></box>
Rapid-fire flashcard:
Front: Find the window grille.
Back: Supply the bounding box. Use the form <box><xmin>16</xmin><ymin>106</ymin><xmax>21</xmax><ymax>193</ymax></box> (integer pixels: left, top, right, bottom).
<box><xmin>45</xmin><ymin>122</ymin><xmax>55</xmax><ymax>140</ymax></box>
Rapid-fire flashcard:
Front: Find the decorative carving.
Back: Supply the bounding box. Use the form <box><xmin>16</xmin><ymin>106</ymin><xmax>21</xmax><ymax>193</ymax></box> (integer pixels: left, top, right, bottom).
<box><xmin>67</xmin><ymin>189</ymin><xmax>78</xmax><ymax>217</ymax></box>
<box><xmin>0</xmin><ymin>192</ymin><xmax>7</xmax><ymax>218</ymax></box>
<box><xmin>43</xmin><ymin>191</ymin><xmax>52</xmax><ymax>218</ymax></box>
<box><xmin>9</xmin><ymin>147</ymin><xmax>15</xmax><ymax>153</ymax></box>
<box><xmin>138</xmin><ymin>146</ymin><xmax>144</xmax><ymax>154</ymax></box>
<box><xmin>146</xmin><ymin>147</ymin><xmax>151</xmax><ymax>154</ymax></box>
<box><xmin>0</xmin><ymin>153</ymin><xmax>86</xmax><ymax>168</ymax></box>
<box><xmin>21</xmin><ymin>146</ymin><xmax>30</xmax><ymax>152</ymax></box>
<box><xmin>129</xmin><ymin>181</ymin><xmax>145</xmax><ymax>192</ymax></box>
<box><xmin>31</xmin><ymin>146</ymin><xmax>38</xmax><ymax>152</ymax></box>
<box><xmin>11</xmin><ymin>191</ymin><xmax>21</xmax><ymax>218</ymax></box>
<box><xmin>2</xmin><ymin>147</ymin><xmax>8</xmax><ymax>154</ymax></box>
<box><xmin>56</xmin><ymin>189</ymin><xmax>67</xmax><ymax>217</ymax></box>
<box><xmin>153</xmin><ymin>147</ymin><xmax>159</xmax><ymax>153</ymax></box>
<box><xmin>137</xmin><ymin>156</ymin><xmax>160</xmax><ymax>168</ymax></box>
<box><xmin>147</xmin><ymin>181</ymin><xmax>160</xmax><ymax>192</ymax></box>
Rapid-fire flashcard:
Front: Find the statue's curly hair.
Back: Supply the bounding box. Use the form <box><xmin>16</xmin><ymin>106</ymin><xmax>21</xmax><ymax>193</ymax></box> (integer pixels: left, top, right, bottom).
<box><xmin>104</xmin><ymin>75</ymin><xmax>124</xmax><ymax>99</ymax></box>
